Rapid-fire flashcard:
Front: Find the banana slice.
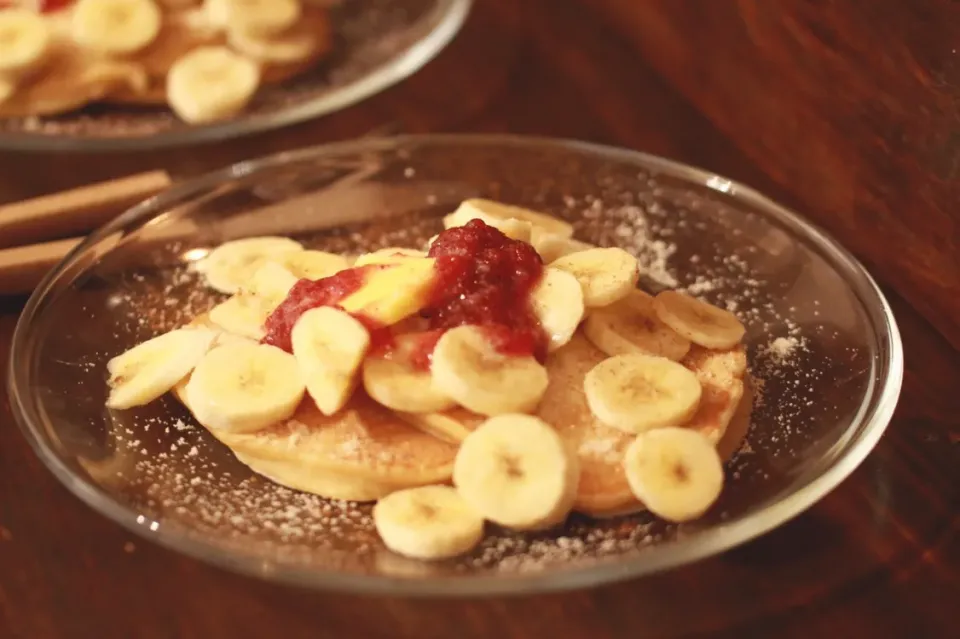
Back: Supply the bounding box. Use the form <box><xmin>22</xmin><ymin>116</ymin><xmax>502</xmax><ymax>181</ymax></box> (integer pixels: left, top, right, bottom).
<box><xmin>215</xmin><ymin>331</ymin><xmax>259</xmax><ymax>348</ymax></box>
<box><xmin>245</xmin><ymin>261</ymin><xmax>299</xmax><ymax>301</ymax></box>
<box><xmin>353</xmin><ymin>248</ymin><xmax>425</xmax><ymax>268</ymax></box>
<box><xmin>373</xmin><ymin>485</ymin><xmax>484</xmax><ymax>560</ymax></box>
<box><xmin>166</xmin><ymin>46</ymin><xmax>261</xmax><ymax>124</ymax></box>
<box><xmin>106</xmin><ymin>328</ymin><xmax>219</xmax><ymax>409</ymax></box>
<box><xmin>532</xmin><ymin>233</ymin><xmax>596</xmax><ymax>264</ymax></box>
<box><xmin>226</xmin><ymin>16</ymin><xmax>322</xmax><ymax>65</ymax></box>
<box><xmin>362</xmin><ymin>338</ymin><xmax>456</xmax><ymax>414</ymax></box>
<box><xmin>431</xmin><ymin>325</ymin><xmax>549</xmax><ymax>416</ymax></box>
<box><xmin>207</xmin><ymin>293</ymin><xmax>274</xmax><ymax>340</ymax></box>
<box><xmin>652</xmin><ymin>291</ymin><xmax>746</xmax><ymax>349</ymax></box>
<box><xmin>583</xmin><ymin>353</ymin><xmax>702</xmax><ymax>434</ymax></box>
<box><xmin>583</xmin><ymin>289</ymin><xmax>691</xmax><ymax>361</ymax></box>
<box><xmin>622</xmin><ymin>427</ymin><xmax>724</xmax><ymax>523</ymax></box>
<box><xmin>84</xmin><ymin>59</ymin><xmax>151</xmax><ymax>98</ymax></box>
<box><xmin>185</xmin><ymin>341</ymin><xmax>305</xmax><ymax>433</ymax></box>
<box><xmin>550</xmin><ymin>247</ymin><xmax>640</xmax><ymax>308</ymax></box>
<box><xmin>453</xmin><ymin>414</ymin><xmax>579</xmax><ymax>531</ymax></box>
<box><xmin>449</xmin><ymin>199</ymin><xmax>574</xmax><ymax>239</ymax></box>
<box><xmin>72</xmin><ymin>0</ymin><xmax>162</xmax><ymax>55</ymax></box>
<box><xmin>0</xmin><ymin>9</ymin><xmax>52</xmax><ymax>80</ymax></box>
<box><xmin>205</xmin><ymin>0</ymin><xmax>300</xmax><ymax>36</ymax></box>
<box><xmin>196</xmin><ymin>236</ymin><xmax>303</xmax><ymax>294</ymax></box>
<box><xmin>278</xmin><ymin>250</ymin><xmax>350</xmax><ymax>280</ymax></box>
<box><xmin>443</xmin><ymin>201</ymin><xmax>533</xmax><ymax>243</ymax></box>
<box><xmin>291</xmin><ymin>306</ymin><xmax>370</xmax><ymax>416</ymax></box>
<box><xmin>530</xmin><ymin>267</ymin><xmax>585</xmax><ymax>352</ymax></box>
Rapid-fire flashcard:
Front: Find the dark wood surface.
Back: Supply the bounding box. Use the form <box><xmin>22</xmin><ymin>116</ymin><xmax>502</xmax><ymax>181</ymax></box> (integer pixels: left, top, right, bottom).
<box><xmin>1</xmin><ymin>1</ymin><xmax>957</xmax><ymax>637</ymax></box>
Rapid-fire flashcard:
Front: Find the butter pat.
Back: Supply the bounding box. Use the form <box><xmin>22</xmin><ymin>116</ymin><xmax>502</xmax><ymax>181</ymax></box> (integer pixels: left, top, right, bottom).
<box><xmin>341</xmin><ymin>258</ymin><xmax>437</xmax><ymax>326</ymax></box>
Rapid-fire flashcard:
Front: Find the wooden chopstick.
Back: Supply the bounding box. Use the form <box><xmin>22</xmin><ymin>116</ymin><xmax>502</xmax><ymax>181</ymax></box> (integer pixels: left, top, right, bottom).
<box><xmin>0</xmin><ymin>237</ymin><xmax>84</xmax><ymax>295</ymax></box>
<box><xmin>0</xmin><ymin>170</ymin><xmax>172</xmax><ymax>249</ymax></box>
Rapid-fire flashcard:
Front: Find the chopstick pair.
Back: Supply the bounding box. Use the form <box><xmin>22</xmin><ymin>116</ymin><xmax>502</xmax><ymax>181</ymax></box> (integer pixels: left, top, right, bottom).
<box><xmin>0</xmin><ymin>170</ymin><xmax>172</xmax><ymax>295</ymax></box>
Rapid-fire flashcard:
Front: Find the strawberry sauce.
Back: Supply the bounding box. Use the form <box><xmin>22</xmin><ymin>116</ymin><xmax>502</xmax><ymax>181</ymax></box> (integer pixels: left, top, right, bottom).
<box><xmin>422</xmin><ymin>219</ymin><xmax>546</xmax><ymax>363</ymax></box>
<box><xmin>261</xmin><ymin>220</ymin><xmax>547</xmax><ymax>366</ymax></box>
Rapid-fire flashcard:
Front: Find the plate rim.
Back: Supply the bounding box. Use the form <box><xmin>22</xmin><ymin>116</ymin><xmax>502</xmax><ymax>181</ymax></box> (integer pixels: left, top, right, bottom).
<box><xmin>7</xmin><ymin>133</ymin><xmax>904</xmax><ymax>596</ymax></box>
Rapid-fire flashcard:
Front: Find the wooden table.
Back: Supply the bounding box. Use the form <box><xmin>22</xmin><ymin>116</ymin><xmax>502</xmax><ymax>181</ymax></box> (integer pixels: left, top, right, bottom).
<box><xmin>1</xmin><ymin>1</ymin><xmax>957</xmax><ymax>637</ymax></box>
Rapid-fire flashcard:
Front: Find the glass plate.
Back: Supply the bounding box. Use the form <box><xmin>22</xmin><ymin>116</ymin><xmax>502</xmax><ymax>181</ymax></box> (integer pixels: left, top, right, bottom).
<box><xmin>0</xmin><ymin>0</ymin><xmax>471</xmax><ymax>151</ymax></box>
<box><xmin>8</xmin><ymin>135</ymin><xmax>903</xmax><ymax>595</ymax></box>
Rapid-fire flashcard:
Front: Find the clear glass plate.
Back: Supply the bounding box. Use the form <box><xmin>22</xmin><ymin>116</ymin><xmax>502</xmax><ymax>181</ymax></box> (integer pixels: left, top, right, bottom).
<box><xmin>7</xmin><ymin>135</ymin><xmax>903</xmax><ymax>595</ymax></box>
<box><xmin>0</xmin><ymin>0</ymin><xmax>471</xmax><ymax>151</ymax></box>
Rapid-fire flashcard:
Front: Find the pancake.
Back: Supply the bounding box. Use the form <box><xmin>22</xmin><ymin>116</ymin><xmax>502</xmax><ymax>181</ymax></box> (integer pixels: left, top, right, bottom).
<box><xmin>537</xmin><ymin>333</ymin><xmax>639</xmax><ymax>513</ymax></box>
<box><xmin>402</xmin><ymin>331</ymin><xmax>751</xmax><ymax>516</ymax></box>
<box><xmin>1</xmin><ymin>5</ymin><xmax>333</xmax><ymax>117</ymax></box>
<box><xmin>680</xmin><ymin>345</ymin><xmax>747</xmax><ymax>444</ymax></box>
<box><xmin>175</xmin><ymin>313</ymin><xmax>750</xmax><ymax>513</ymax></box>
<box><xmin>586</xmin><ymin>375</ymin><xmax>754</xmax><ymax>519</ymax></box>
<box><xmin>395</xmin><ymin>407</ymin><xmax>483</xmax><ymax>444</ymax></box>
<box><xmin>215</xmin><ymin>395</ymin><xmax>458</xmax><ymax>485</ymax></box>
<box><xmin>715</xmin><ymin>373</ymin><xmax>755</xmax><ymax>462</ymax></box>
<box><xmin>232</xmin><ymin>450</ymin><xmax>407</xmax><ymax>502</ymax></box>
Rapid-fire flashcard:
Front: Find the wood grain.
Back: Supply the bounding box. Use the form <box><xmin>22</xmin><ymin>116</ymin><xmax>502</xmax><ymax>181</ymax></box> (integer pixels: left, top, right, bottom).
<box><xmin>0</xmin><ymin>1</ymin><xmax>957</xmax><ymax>637</ymax></box>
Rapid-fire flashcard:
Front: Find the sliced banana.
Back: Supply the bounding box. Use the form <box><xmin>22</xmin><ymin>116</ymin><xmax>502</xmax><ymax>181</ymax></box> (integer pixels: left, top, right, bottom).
<box><xmin>207</xmin><ymin>293</ymin><xmax>274</xmax><ymax>340</ymax></box>
<box><xmin>72</xmin><ymin>0</ymin><xmax>162</xmax><ymax>56</ymax></box>
<box><xmin>0</xmin><ymin>9</ymin><xmax>52</xmax><ymax>80</ymax></box>
<box><xmin>530</xmin><ymin>267</ymin><xmax>585</xmax><ymax>352</ymax></box>
<box><xmin>622</xmin><ymin>427</ymin><xmax>724</xmax><ymax>523</ymax></box>
<box><xmin>245</xmin><ymin>260</ymin><xmax>299</xmax><ymax>301</ymax></box>
<box><xmin>443</xmin><ymin>202</ymin><xmax>533</xmax><ymax>243</ymax></box>
<box><xmin>215</xmin><ymin>331</ymin><xmax>259</xmax><ymax>348</ymax></box>
<box><xmin>185</xmin><ymin>341</ymin><xmax>305</xmax><ymax>433</ymax></box>
<box><xmin>431</xmin><ymin>325</ymin><xmax>548</xmax><ymax>417</ymax></box>
<box><xmin>353</xmin><ymin>248</ymin><xmax>425</xmax><ymax>268</ymax></box>
<box><xmin>279</xmin><ymin>250</ymin><xmax>350</xmax><ymax>280</ymax></box>
<box><xmin>106</xmin><ymin>328</ymin><xmax>218</xmax><ymax>409</ymax></box>
<box><xmin>167</xmin><ymin>46</ymin><xmax>261</xmax><ymax>124</ymax></box>
<box><xmin>453</xmin><ymin>414</ymin><xmax>579</xmax><ymax>531</ymax></box>
<box><xmin>550</xmin><ymin>247</ymin><xmax>640</xmax><ymax>308</ymax></box>
<box><xmin>226</xmin><ymin>16</ymin><xmax>320</xmax><ymax>65</ymax></box>
<box><xmin>583</xmin><ymin>353</ymin><xmax>702</xmax><ymax>434</ymax></box>
<box><xmin>652</xmin><ymin>290</ymin><xmax>746</xmax><ymax>349</ymax></box>
<box><xmin>205</xmin><ymin>0</ymin><xmax>301</xmax><ymax>37</ymax></box>
<box><xmin>450</xmin><ymin>199</ymin><xmax>574</xmax><ymax>239</ymax></box>
<box><xmin>373</xmin><ymin>485</ymin><xmax>485</xmax><ymax>560</ymax></box>
<box><xmin>363</xmin><ymin>350</ymin><xmax>456</xmax><ymax>414</ymax></box>
<box><xmin>583</xmin><ymin>289</ymin><xmax>691</xmax><ymax>361</ymax></box>
<box><xmin>533</xmin><ymin>233</ymin><xmax>596</xmax><ymax>265</ymax></box>
<box><xmin>196</xmin><ymin>236</ymin><xmax>303</xmax><ymax>294</ymax></box>
<box><xmin>291</xmin><ymin>306</ymin><xmax>370</xmax><ymax>416</ymax></box>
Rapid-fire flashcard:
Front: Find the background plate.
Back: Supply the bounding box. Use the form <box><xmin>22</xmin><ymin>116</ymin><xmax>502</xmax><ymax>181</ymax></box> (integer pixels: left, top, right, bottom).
<box><xmin>0</xmin><ymin>0</ymin><xmax>471</xmax><ymax>151</ymax></box>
